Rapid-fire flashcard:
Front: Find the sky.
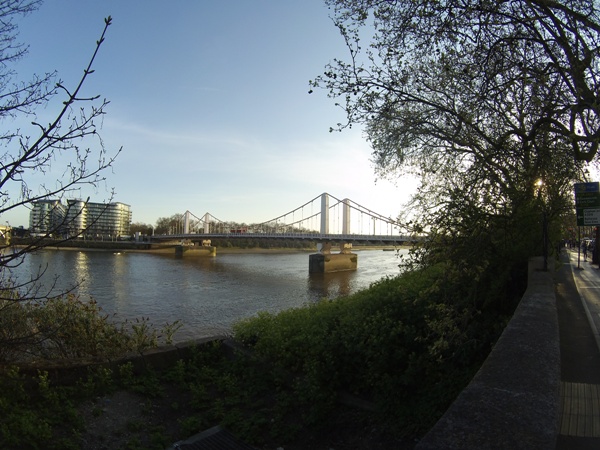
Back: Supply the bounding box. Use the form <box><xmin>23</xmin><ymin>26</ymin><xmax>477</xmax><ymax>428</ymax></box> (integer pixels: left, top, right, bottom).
<box><xmin>3</xmin><ymin>0</ymin><xmax>418</xmax><ymax>228</ymax></box>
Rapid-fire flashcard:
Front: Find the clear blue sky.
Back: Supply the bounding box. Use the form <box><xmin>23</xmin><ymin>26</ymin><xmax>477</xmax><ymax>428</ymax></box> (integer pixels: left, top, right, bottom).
<box><xmin>5</xmin><ymin>1</ymin><xmax>417</xmax><ymax>228</ymax></box>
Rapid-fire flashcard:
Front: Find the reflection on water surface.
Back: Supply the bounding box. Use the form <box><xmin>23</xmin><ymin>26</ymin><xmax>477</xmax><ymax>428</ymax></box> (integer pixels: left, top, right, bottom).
<box><xmin>11</xmin><ymin>248</ymin><xmax>407</xmax><ymax>341</ymax></box>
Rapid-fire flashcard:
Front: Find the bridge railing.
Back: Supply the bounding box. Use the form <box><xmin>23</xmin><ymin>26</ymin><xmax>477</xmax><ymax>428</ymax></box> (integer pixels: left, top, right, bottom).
<box><xmin>151</xmin><ymin>232</ymin><xmax>419</xmax><ymax>244</ymax></box>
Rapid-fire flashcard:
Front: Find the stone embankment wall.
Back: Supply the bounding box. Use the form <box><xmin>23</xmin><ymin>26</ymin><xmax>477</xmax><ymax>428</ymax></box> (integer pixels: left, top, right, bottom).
<box><xmin>16</xmin><ymin>336</ymin><xmax>228</xmax><ymax>387</ymax></box>
<box><xmin>416</xmin><ymin>257</ymin><xmax>560</xmax><ymax>449</ymax></box>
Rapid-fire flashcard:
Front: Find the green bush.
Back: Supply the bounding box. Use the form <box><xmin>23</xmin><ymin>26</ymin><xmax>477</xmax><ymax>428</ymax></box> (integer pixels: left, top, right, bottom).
<box><xmin>0</xmin><ymin>367</ymin><xmax>82</xmax><ymax>450</ymax></box>
<box><xmin>0</xmin><ymin>294</ymin><xmax>182</xmax><ymax>365</ymax></box>
<box><xmin>233</xmin><ymin>260</ymin><xmax>522</xmax><ymax>436</ymax></box>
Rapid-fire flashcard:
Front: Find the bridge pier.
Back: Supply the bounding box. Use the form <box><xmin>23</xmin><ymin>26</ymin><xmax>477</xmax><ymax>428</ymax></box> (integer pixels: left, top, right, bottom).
<box><xmin>175</xmin><ymin>242</ymin><xmax>216</xmax><ymax>257</ymax></box>
<box><xmin>309</xmin><ymin>242</ymin><xmax>357</xmax><ymax>273</ymax></box>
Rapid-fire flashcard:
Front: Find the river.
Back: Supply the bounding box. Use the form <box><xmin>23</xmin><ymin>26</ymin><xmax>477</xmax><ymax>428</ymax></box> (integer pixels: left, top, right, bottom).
<box><xmin>10</xmin><ymin>247</ymin><xmax>408</xmax><ymax>342</ymax></box>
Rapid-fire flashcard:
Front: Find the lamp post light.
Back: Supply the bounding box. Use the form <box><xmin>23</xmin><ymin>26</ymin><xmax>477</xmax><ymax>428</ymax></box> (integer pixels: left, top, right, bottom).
<box><xmin>536</xmin><ymin>179</ymin><xmax>549</xmax><ymax>271</ymax></box>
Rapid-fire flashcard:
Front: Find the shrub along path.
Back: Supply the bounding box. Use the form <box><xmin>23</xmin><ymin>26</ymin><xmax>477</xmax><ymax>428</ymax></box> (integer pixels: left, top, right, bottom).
<box><xmin>2</xmin><ymin>340</ymin><xmax>415</xmax><ymax>450</ymax></box>
<box><xmin>75</xmin><ymin>342</ymin><xmax>415</xmax><ymax>449</ymax></box>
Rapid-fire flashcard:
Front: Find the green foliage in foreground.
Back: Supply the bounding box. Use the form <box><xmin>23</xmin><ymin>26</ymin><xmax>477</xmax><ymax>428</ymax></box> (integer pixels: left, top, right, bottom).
<box><xmin>233</xmin><ymin>261</ymin><xmax>525</xmax><ymax>436</ymax></box>
<box><xmin>0</xmin><ymin>341</ymin><xmax>381</xmax><ymax>449</ymax></box>
<box><xmin>0</xmin><ymin>259</ymin><xmax>526</xmax><ymax>448</ymax></box>
<box><xmin>0</xmin><ymin>295</ymin><xmax>182</xmax><ymax>365</ymax></box>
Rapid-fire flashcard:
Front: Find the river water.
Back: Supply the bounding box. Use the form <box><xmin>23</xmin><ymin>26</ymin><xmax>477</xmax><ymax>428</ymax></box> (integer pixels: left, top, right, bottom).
<box><xmin>10</xmin><ymin>248</ymin><xmax>408</xmax><ymax>341</ymax></box>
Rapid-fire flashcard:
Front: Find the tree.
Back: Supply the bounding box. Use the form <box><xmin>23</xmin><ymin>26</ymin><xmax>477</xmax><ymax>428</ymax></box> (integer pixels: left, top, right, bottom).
<box><xmin>313</xmin><ymin>0</ymin><xmax>593</xmax><ymax>241</ymax></box>
<box><xmin>130</xmin><ymin>222</ymin><xmax>153</xmax><ymax>236</ymax></box>
<box><xmin>0</xmin><ymin>3</ymin><xmax>119</xmax><ymax>261</ymax></box>
<box><xmin>315</xmin><ymin>0</ymin><xmax>600</xmax><ymax>161</ymax></box>
<box><xmin>310</xmin><ymin>0</ymin><xmax>595</xmax><ymax>315</ymax></box>
<box><xmin>154</xmin><ymin>214</ymin><xmax>184</xmax><ymax>235</ymax></box>
<box><xmin>0</xmin><ymin>2</ymin><xmax>122</xmax><ymax>363</ymax></box>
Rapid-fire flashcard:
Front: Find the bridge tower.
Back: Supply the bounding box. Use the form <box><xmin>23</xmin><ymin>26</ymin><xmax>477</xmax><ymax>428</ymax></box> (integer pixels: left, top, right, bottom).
<box><xmin>320</xmin><ymin>194</ymin><xmax>351</xmax><ymax>235</ymax></box>
<box><xmin>342</xmin><ymin>198</ymin><xmax>350</xmax><ymax>235</ymax></box>
<box><xmin>320</xmin><ymin>193</ymin><xmax>329</xmax><ymax>234</ymax></box>
<box><xmin>183</xmin><ymin>211</ymin><xmax>190</xmax><ymax>235</ymax></box>
<box><xmin>203</xmin><ymin>213</ymin><xmax>211</xmax><ymax>234</ymax></box>
<box><xmin>310</xmin><ymin>193</ymin><xmax>357</xmax><ymax>273</ymax></box>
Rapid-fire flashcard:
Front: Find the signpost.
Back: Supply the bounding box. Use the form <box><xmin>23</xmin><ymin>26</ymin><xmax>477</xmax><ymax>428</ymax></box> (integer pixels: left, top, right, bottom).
<box><xmin>574</xmin><ymin>182</ymin><xmax>600</xmax><ymax>268</ymax></box>
<box><xmin>575</xmin><ymin>182</ymin><xmax>600</xmax><ymax>226</ymax></box>
<box><xmin>585</xmin><ymin>209</ymin><xmax>600</xmax><ymax>226</ymax></box>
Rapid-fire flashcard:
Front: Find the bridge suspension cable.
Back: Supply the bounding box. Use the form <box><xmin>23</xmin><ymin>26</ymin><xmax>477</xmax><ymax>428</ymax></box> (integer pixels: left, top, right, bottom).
<box><xmin>175</xmin><ymin>193</ymin><xmax>404</xmax><ymax>239</ymax></box>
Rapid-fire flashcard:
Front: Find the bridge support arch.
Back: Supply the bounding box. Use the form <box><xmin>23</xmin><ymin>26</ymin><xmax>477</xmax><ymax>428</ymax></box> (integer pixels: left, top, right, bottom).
<box><xmin>309</xmin><ymin>241</ymin><xmax>357</xmax><ymax>273</ymax></box>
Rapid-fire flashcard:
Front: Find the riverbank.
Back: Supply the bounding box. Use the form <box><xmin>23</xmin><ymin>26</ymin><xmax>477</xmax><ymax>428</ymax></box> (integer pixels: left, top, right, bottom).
<box><xmin>12</xmin><ymin>244</ymin><xmax>316</xmax><ymax>255</ymax></box>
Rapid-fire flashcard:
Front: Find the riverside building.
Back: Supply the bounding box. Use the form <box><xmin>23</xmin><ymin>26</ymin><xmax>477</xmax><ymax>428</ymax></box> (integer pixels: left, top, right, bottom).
<box><xmin>29</xmin><ymin>199</ymin><xmax>66</xmax><ymax>236</ymax></box>
<box><xmin>30</xmin><ymin>199</ymin><xmax>132</xmax><ymax>239</ymax></box>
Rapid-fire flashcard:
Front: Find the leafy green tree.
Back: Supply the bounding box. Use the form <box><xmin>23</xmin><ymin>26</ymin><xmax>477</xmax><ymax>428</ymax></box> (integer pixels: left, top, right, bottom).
<box><xmin>313</xmin><ymin>1</ymin><xmax>592</xmax><ymax>244</ymax></box>
<box><xmin>311</xmin><ymin>0</ymin><xmax>594</xmax><ymax>314</ymax></box>
<box><xmin>314</xmin><ymin>0</ymin><xmax>600</xmax><ymax>161</ymax></box>
<box><xmin>130</xmin><ymin>221</ymin><xmax>153</xmax><ymax>236</ymax></box>
<box><xmin>154</xmin><ymin>214</ymin><xmax>184</xmax><ymax>235</ymax></box>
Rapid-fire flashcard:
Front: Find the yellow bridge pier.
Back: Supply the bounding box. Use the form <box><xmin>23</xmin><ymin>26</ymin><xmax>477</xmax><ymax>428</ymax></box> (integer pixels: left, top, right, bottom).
<box><xmin>308</xmin><ymin>242</ymin><xmax>357</xmax><ymax>273</ymax></box>
<box><xmin>174</xmin><ymin>238</ymin><xmax>356</xmax><ymax>273</ymax></box>
<box><xmin>175</xmin><ymin>240</ymin><xmax>216</xmax><ymax>257</ymax></box>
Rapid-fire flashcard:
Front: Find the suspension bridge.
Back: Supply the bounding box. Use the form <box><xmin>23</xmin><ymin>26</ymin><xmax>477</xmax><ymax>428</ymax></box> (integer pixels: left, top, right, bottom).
<box><xmin>150</xmin><ymin>193</ymin><xmax>419</xmax><ymax>272</ymax></box>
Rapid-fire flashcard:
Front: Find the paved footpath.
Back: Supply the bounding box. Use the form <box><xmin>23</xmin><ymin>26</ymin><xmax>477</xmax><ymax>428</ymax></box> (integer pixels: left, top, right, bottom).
<box><xmin>556</xmin><ymin>249</ymin><xmax>600</xmax><ymax>449</ymax></box>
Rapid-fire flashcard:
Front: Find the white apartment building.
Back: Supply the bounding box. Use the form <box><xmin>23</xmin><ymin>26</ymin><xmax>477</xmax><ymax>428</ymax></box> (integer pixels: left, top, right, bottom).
<box><xmin>29</xmin><ymin>200</ymin><xmax>66</xmax><ymax>235</ymax></box>
<box><xmin>30</xmin><ymin>199</ymin><xmax>132</xmax><ymax>238</ymax></box>
<box><xmin>65</xmin><ymin>200</ymin><xmax>132</xmax><ymax>238</ymax></box>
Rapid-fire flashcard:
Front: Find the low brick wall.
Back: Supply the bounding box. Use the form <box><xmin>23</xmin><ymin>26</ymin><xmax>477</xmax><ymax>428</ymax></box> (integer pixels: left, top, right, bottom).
<box><xmin>18</xmin><ymin>336</ymin><xmax>227</xmax><ymax>385</ymax></box>
<box><xmin>416</xmin><ymin>257</ymin><xmax>560</xmax><ymax>449</ymax></box>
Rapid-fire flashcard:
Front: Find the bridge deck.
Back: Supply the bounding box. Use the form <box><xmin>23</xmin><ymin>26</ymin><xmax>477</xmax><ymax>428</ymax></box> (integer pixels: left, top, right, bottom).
<box><xmin>151</xmin><ymin>232</ymin><xmax>418</xmax><ymax>244</ymax></box>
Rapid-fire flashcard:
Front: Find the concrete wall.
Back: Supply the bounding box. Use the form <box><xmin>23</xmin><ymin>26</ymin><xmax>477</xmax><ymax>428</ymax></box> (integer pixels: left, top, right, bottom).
<box><xmin>416</xmin><ymin>257</ymin><xmax>560</xmax><ymax>449</ymax></box>
<box><xmin>19</xmin><ymin>336</ymin><xmax>227</xmax><ymax>386</ymax></box>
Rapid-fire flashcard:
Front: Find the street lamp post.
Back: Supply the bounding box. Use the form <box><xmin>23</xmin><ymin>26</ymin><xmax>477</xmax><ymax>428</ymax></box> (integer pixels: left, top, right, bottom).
<box><xmin>536</xmin><ymin>179</ymin><xmax>548</xmax><ymax>271</ymax></box>
<box><xmin>542</xmin><ymin>208</ymin><xmax>548</xmax><ymax>271</ymax></box>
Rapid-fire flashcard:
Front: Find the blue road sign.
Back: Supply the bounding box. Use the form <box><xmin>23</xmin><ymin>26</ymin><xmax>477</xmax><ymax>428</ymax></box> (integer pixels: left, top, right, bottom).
<box><xmin>575</xmin><ymin>182</ymin><xmax>600</xmax><ymax>193</ymax></box>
